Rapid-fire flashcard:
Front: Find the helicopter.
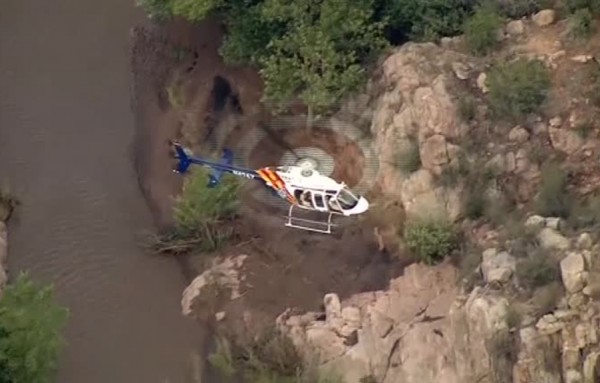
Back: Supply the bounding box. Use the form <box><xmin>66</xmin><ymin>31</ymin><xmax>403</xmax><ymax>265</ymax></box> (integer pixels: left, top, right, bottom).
<box><xmin>169</xmin><ymin>141</ymin><xmax>370</xmax><ymax>234</ymax></box>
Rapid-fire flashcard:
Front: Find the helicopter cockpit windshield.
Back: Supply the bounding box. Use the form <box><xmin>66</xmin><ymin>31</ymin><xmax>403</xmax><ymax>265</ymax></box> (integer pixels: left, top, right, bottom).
<box><xmin>337</xmin><ymin>187</ymin><xmax>360</xmax><ymax>210</ymax></box>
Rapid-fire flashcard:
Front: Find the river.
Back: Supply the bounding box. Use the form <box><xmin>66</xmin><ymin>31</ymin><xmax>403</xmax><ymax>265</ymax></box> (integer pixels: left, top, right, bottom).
<box><xmin>0</xmin><ymin>0</ymin><xmax>206</xmax><ymax>382</ymax></box>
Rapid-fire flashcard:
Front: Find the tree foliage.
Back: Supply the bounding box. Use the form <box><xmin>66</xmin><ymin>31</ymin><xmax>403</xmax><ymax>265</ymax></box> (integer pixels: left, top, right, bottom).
<box><xmin>0</xmin><ymin>273</ymin><xmax>68</xmax><ymax>383</ymax></box>
<box><xmin>258</xmin><ymin>0</ymin><xmax>388</xmax><ymax>112</ymax></box>
<box><xmin>380</xmin><ymin>0</ymin><xmax>476</xmax><ymax>42</ymax></box>
<box><xmin>170</xmin><ymin>0</ymin><xmax>224</xmax><ymax>21</ymax></box>
<box><xmin>140</xmin><ymin>0</ymin><xmax>559</xmax><ymax>113</ymax></box>
<box><xmin>464</xmin><ymin>3</ymin><xmax>503</xmax><ymax>56</ymax></box>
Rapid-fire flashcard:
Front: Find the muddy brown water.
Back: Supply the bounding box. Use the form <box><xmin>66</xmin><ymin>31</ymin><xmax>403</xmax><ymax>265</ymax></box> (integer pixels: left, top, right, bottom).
<box><xmin>0</xmin><ymin>1</ymin><xmax>207</xmax><ymax>382</ymax></box>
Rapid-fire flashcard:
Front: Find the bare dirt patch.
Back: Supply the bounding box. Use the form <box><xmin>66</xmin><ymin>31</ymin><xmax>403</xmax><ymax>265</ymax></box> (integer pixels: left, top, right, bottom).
<box><xmin>130</xmin><ymin>17</ymin><xmax>406</xmax><ymax>341</ymax></box>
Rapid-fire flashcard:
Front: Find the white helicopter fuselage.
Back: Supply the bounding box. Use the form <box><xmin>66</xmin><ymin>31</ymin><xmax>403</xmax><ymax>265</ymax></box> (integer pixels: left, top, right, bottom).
<box><xmin>254</xmin><ymin>165</ymin><xmax>369</xmax><ymax>216</ymax></box>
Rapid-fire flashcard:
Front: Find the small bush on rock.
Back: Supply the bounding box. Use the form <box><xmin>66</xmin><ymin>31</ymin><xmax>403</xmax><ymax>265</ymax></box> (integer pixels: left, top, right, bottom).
<box><xmin>209</xmin><ymin>327</ymin><xmax>342</xmax><ymax>383</ymax></box>
<box><xmin>487</xmin><ymin>59</ymin><xmax>551</xmax><ymax>119</ymax></box>
<box><xmin>569</xmin><ymin>8</ymin><xmax>596</xmax><ymax>38</ymax></box>
<box><xmin>150</xmin><ymin>167</ymin><xmax>240</xmax><ymax>254</ymax></box>
<box><xmin>404</xmin><ymin>220</ymin><xmax>457</xmax><ymax>264</ymax></box>
<box><xmin>496</xmin><ymin>0</ymin><xmax>552</xmax><ymax>18</ymax></box>
<box><xmin>516</xmin><ymin>250</ymin><xmax>560</xmax><ymax>289</ymax></box>
<box><xmin>464</xmin><ymin>3</ymin><xmax>503</xmax><ymax>56</ymax></box>
<box><xmin>534</xmin><ymin>161</ymin><xmax>573</xmax><ymax>218</ymax></box>
<box><xmin>565</xmin><ymin>0</ymin><xmax>600</xmax><ymax>15</ymax></box>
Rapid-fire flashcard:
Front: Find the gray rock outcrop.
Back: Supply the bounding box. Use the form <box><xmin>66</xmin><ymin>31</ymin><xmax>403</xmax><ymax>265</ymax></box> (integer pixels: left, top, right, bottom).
<box><xmin>181</xmin><ymin>254</ymin><xmax>247</xmax><ymax>318</ymax></box>
<box><xmin>371</xmin><ymin>43</ymin><xmax>474</xmax><ymax>222</ymax></box>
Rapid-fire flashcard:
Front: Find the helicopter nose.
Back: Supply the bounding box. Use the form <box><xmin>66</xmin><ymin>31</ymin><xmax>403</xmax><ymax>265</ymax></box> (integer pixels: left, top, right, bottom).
<box><xmin>348</xmin><ymin>197</ymin><xmax>369</xmax><ymax>215</ymax></box>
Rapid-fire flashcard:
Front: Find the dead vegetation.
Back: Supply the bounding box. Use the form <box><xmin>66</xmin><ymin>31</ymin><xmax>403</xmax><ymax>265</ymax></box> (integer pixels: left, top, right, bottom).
<box><xmin>208</xmin><ymin>326</ymin><xmax>343</xmax><ymax>383</ymax></box>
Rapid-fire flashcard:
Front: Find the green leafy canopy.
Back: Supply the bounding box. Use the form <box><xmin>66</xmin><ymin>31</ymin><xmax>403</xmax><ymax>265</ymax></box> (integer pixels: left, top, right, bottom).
<box><xmin>0</xmin><ymin>273</ymin><xmax>69</xmax><ymax>383</ymax></box>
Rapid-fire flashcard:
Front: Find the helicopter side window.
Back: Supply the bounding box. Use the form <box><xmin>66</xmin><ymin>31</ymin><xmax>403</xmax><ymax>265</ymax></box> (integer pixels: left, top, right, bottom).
<box><xmin>337</xmin><ymin>188</ymin><xmax>359</xmax><ymax>210</ymax></box>
<box><xmin>314</xmin><ymin>194</ymin><xmax>325</xmax><ymax>208</ymax></box>
<box><xmin>295</xmin><ymin>190</ymin><xmax>312</xmax><ymax>207</ymax></box>
<box><xmin>326</xmin><ymin>196</ymin><xmax>342</xmax><ymax>212</ymax></box>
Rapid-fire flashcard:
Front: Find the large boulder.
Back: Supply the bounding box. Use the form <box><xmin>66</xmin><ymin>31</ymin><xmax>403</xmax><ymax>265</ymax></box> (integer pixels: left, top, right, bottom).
<box><xmin>278</xmin><ymin>262</ymin><xmax>461</xmax><ymax>383</ymax></box>
<box><xmin>481</xmin><ymin>248</ymin><xmax>516</xmax><ymax>284</ymax></box>
<box><xmin>560</xmin><ymin>252</ymin><xmax>587</xmax><ymax>294</ymax></box>
<box><xmin>400</xmin><ymin>169</ymin><xmax>463</xmax><ymax>221</ymax></box>
<box><xmin>538</xmin><ymin>228</ymin><xmax>570</xmax><ymax>251</ymax></box>
<box><xmin>513</xmin><ymin>326</ymin><xmax>562</xmax><ymax>383</ymax></box>
<box><xmin>373</xmin><ymin>43</ymin><xmax>474</xmax><ymax>221</ymax></box>
<box><xmin>181</xmin><ymin>255</ymin><xmax>248</xmax><ymax>318</ymax></box>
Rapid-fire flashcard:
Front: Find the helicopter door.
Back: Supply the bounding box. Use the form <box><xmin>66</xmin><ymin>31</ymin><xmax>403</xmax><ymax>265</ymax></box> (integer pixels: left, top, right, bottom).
<box><xmin>312</xmin><ymin>192</ymin><xmax>329</xmax><ymax>212</ymax></box>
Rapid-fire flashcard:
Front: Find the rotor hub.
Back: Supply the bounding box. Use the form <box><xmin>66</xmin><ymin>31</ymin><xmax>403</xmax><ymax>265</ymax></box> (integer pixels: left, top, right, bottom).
<box><xmin>297</xmin><ymin>157</ymin><xmax>319</xmax><ymax>170</ymax></box>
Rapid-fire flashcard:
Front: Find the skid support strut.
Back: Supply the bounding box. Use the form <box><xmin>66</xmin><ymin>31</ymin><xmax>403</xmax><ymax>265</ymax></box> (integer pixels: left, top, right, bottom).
<box><xmin>285</xmin><ymin>205</ymin><xmax>335</xmax><ymax>234</ymax></box>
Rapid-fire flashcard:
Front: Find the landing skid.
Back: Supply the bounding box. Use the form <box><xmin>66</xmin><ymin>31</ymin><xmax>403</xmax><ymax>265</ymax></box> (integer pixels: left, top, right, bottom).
<box><xmin>284</xmin><ymin>205</ymin><xmax>335</xmax><ymax>234</ymax></box>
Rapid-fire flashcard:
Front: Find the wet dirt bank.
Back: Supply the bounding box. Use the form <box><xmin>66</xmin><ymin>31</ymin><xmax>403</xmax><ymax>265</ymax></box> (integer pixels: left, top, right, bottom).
<box><xmin>0</xmin><ymin>1</ymin><xmax>207</xmax><ymax>382</ymax></box>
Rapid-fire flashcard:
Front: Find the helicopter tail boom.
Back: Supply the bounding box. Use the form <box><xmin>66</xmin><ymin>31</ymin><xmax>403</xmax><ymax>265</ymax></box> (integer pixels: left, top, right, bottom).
<box><xmin>170</xmin><ymin>141</ymin><xmax>259</xmax><ymax>187</ymax></box>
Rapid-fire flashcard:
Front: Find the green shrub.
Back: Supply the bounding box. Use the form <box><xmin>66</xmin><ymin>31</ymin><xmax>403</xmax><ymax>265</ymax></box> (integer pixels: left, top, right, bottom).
<box><xmin>136</xmin><ymin>0</ymin><xmax>173</xmax><ymax>21</ymax></box>
<box><xmin>569</xmin><ymin>8</ymin><xmax>596</xmax><ymax>38</ymax></box>
<box><xmin>381</xmin><ymin>0</ymin><xmax>474</xmax><ymax>42</ymax></box>
<box><xmin>208</xmin><ymin>337</ymin><xmax>236</xmax><ymax>378</ymax></box>
<box><xmin>565</xmin><ymin>0</ymin><xmax>600</xmax><ymax>15</ymax></box>
<box><xmin>487</xmin><ymin>59</ymin><xmax>551</xmax><ymax>119</ymax></box>
<box><xmin>170</xmin><ymin>0</ymin><xmax>224</xmax><ymax>21</ymax></box>
<box><xmin>534</xmin><ymin>162</ymin><xmax>573</xmax><ymax>218</ymax></box>
<box><xmin>568</xmin><ymin>194</ymin><xmax>600</xmax><ymax>230</ymax></box>
<box><xmin>404</xmin><ymin>220</ymin><xmax>457</xmax><ymax>264</ymax></box>
<box><xmin>496</xmin><ymin>0</ymin><xmax>552</xmax><ymax>18</ymax></box>
<box><xmin>516</xmin><ymin>250</ymin><xmax>560</xmax><ymax>289</ymax></box>
<box><xmin>209</xmin><ymin>328</ymin><xmax>342</xmax><ymax>383</ymax></box>
<box><xmin>464</xmin><ymin>4</ymin><xmax>503</xmax><ymax>56</ymax></box>
<box><xmin>151</xmin><ymin>167</ymin><xmax>240</xmax><ymax>254</ymax></box>
<box><xmin>0</xmin><ymin>273</ymin><xmax>69</xmax><ymax>383</ymax></box>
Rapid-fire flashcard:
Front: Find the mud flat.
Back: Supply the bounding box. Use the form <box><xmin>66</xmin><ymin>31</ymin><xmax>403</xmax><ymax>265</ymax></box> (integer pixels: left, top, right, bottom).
<box><xmin>0</xmin><ymin>1</ymin><xmax>207</xmax><ymax>382</ymax></box>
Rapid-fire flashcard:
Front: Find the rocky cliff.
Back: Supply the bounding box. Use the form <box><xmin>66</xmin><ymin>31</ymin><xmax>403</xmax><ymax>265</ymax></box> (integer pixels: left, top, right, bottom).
<box><xmin>276</xmin><ymin>216</ymin><xmax>600</xmax><ymax>383</ymax></box>
<box><xmin>180</xmin><ymin>6</ymin><xmax>600</xmax><ymax>383</ymax></box>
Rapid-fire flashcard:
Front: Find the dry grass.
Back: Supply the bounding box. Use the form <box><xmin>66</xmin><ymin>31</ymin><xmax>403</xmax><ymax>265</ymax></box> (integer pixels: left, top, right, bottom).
<box><xmin>0</xmin><ymin>186</ymin><xmax>19</xmax><ymax>222</ymax></box>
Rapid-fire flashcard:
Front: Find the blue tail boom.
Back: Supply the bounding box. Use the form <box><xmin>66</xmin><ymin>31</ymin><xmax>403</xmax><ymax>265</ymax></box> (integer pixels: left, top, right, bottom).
<box><xmin>171</xmin><ymin>142</ymin><xmax>259</xmax><ymax>187</ymax></box>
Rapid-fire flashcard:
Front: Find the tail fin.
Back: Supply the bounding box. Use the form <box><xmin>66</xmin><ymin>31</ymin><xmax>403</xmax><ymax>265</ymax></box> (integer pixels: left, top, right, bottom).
<box><xmin>170</xmin><ymin>141</ymin><xmax>191</xmax><ymax>174</ymax></box>
<box><xmin>206</xmin><ymin>148</ymin><xmax>235</xmax><ymax>188</ymax></box>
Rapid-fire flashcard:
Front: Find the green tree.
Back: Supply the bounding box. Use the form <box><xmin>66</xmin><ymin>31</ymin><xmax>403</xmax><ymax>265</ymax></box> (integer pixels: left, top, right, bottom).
<box><xmin>259</xmin><ymin>0</ymin><xmax>387</xmax><ymax>114</ymax></box>
<box><xmin>381</xmin><ymin>0</ymin><xmax>475</xmax><ymax>42</ymax></box>
<box><xmin>136</xmin><ymin>0</ymin><xmax>173</xmax><ymax>21</ymax></box>
<box><xmin>0</xmin><ymin>273</ymin><xmax>69</xmax><ymax>383</ymax></box>
<box><xmin>171</xmin><ymin>0</ymin><xmax>224</xmax><ymax>21</ymax></box>
<box><xmin>464</xmin><ymin>3</ymin><xmax>503</xmax><ymax>56</ymax></box>
<box><xmin>219</xmin><ymin>2</ymin><xmax>286</xmax><ymax>66</ymax></box>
